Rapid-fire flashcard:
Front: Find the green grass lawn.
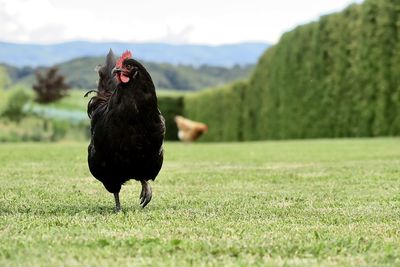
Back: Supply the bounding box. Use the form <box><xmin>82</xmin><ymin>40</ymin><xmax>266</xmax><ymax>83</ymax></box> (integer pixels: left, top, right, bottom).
<box><xmin>0</xmin><ymin>138</ymin><xmax>399</xmax><ymax>266</ymax></box>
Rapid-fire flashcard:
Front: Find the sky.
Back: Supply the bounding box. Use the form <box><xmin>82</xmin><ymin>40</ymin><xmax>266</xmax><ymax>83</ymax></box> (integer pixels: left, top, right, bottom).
<box><xmin>0</xmin><ymin>0</ymin><xmax>363</xmax><ymax>45</ymax></box>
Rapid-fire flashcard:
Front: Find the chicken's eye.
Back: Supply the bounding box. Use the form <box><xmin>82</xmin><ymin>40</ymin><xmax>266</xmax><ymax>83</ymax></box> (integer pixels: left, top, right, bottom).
<box><xmin>125</xmin><ymin>64</ymin><xmax>133</xmax><ymax>70</ymax></box>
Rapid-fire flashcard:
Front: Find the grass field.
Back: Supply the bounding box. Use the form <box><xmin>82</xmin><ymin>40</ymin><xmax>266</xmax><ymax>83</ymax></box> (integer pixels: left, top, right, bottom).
<box><xmin>0</xmin><ymin>138</ymin><xmax>399</xmax><ymax>266</ymax></box>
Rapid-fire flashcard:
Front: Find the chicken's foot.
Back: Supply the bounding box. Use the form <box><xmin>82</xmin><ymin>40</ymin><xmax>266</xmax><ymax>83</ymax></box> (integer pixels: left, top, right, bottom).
<box><xmin>139</xmin><ymin>180</ymin><xmax>152</xmax><ymax>208</ymax></box>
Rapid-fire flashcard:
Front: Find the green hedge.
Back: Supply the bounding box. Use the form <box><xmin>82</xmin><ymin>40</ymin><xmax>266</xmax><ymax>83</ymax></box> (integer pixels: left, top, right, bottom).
<box><xmin>183</xmin><ymin>0</ymin><xmax>400</xmax><ymax>141</ymax></box>
<box><xmin>183</xmin><ymin>81</ymin><xmax>247</xmax><ymax>142</ymax></box>
<box><xmin>157</xmin><ymin>92</ymin><xmax>184</xmax><ymax>140</ymax></box>
<box><xmin>246</xmin><ymin>0</ymin><xmax>400</xmax><ymax>139</ymax></box>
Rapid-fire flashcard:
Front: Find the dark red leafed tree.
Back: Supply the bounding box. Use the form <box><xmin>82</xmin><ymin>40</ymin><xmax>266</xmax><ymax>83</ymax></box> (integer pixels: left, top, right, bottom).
<box><xmin>33</xmin><ymin>67</ymin><xmax>70</xmax><ymax>103</ymax></box>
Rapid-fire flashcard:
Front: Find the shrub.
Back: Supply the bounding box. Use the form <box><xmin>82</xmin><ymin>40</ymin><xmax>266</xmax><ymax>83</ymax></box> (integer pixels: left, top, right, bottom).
<box><xmin>2</xmin><ymin>88</ymin><xmax>31</xmax><ymax>123</ymax></box>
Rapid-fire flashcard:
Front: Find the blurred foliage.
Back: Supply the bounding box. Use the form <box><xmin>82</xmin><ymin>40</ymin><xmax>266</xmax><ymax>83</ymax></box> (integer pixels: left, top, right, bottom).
<box><xmin>2</xmin><ymin>57</ymin><xmax>254</xmax><ymax>91</ymax></box>
<box><xmin>0</xmin><ymin>88</ymin><xmax>89</xmax><ymax>142</ymax></box>
<box><xmin>1</xmin><ymin>88</ymin><xmax>30</xmax><ymax>123</ymax></box>
<box><xmin>0</xmin><ymin>117</ymin><xmax>86</xmax><ymax>142</ymax></box>
<box><xmin>243</xmin><ymin>0</ymin><xmax>400</xmax><ymax>139</ymax></box>
<box><xmin>0</xmin><ymin>66</ymin><xmax>11</xmax><ymax>89</ymax></box>
<box><xmin>0</xmin><ymin>88</ymin><xmax>184</xmax><ymax>142</ymax></box>
<box><xmin>157</xmin><ymin>92</ymin><xmax>185</xmax><ymax>140</ymax></box>
<box><xmin>33</xmin><ymin>67</ymin><xmax>70</xmax><ymax>103</ymax></box>
<box><xmin>0</xmin><ymin>66</ymin><xmax>11</xmax><ymax>113</ymax></box>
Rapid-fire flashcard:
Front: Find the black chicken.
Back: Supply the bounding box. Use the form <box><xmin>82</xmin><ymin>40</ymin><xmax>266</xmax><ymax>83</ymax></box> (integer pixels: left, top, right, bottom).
<box><xmin>86</xmin><ymin>49</ymin><xmax>165</xmax><ymax>211</ymax></box>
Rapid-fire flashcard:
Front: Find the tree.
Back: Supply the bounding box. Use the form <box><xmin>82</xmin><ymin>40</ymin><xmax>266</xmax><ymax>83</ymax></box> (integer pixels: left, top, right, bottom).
<box><xmin>32</xmin><ymin>67</ymin><xmax>70</xmax><ymax>103</ymax></box>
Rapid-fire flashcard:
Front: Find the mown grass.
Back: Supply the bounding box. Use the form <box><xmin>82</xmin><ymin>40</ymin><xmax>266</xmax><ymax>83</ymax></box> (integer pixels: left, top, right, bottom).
<box><xmin>0</xmin><ymin>138</ymin><xmax>399</xmax><ymax>266</ymax></box>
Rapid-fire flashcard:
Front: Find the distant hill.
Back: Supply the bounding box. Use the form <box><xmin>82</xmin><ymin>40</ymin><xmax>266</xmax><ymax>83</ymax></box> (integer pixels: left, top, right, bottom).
<box><xmin>0</xmin><ymin>41</ymin><xmax>269</xmax><ymax>67</ymax></box>
<box><xmin>3</xmin><ymin>57</ymin><xmax>255</xmax><ymax>90</ymax></box>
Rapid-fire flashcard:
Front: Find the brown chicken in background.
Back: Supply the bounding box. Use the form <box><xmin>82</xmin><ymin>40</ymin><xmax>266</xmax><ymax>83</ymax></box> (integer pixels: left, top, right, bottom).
<box><xmin>174</xmin><ymin>115</ymin><xmax>208</xmax><ymax>142</ymax></box>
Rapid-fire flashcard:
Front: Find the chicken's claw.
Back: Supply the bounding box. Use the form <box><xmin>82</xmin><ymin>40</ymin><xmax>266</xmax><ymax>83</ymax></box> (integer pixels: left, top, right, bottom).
<box><xmin>139</xmin><ymin>180</ymin><xmax>152</xmax><ymax>208</ymax></box>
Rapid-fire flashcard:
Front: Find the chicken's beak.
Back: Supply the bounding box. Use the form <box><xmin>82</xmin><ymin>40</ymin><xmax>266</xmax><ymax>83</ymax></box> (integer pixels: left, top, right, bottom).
<box><xmin>112</xmin><ymin>67</ymin><xmax>123</xmax><ymax>75</ymax></box>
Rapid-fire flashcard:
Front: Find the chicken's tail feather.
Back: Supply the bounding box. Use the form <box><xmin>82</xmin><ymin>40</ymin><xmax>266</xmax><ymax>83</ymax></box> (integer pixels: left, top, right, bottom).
<box><xmin>87</xmin><ymin>49</ymin><xmax>117</xmax><ymax>118</ymax></box>
<box><xmin>84</xmin><ymin>90</ymin><xmax>98</xmax><ymax>98</ymax></box>
<box><xmin>97</xmin><ymin>49</ymin><xmax>117</xmax><ymax>93</ymax></box>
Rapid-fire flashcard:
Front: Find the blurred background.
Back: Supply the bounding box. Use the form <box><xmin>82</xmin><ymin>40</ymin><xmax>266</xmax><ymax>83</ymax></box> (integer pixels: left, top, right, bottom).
<box><xmin>2</xmin><ymin>0</ymin><xmax>397</xmax><ymax>143</ymax></box>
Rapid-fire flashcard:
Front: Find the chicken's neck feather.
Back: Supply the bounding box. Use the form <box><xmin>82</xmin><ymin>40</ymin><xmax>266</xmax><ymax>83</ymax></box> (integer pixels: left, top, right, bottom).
<box><xmin>108</xmin><ymin>81</ymin><xmax>158</xmax><ymax>115</ymax></box>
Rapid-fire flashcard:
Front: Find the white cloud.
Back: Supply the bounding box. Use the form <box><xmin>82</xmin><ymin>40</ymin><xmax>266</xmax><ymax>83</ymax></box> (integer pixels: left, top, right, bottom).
<box><xmin>0</xmin><ymin>0</ymin><xmax>363</xmax><ymax>44</ymax></box>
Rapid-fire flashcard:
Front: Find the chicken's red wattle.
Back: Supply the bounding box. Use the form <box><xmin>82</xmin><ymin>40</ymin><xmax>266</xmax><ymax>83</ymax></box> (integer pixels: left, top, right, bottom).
<box><xmin>120</xmin><ymin>74</ymin><xmax>130</xmax><ymax>83</ymax></box>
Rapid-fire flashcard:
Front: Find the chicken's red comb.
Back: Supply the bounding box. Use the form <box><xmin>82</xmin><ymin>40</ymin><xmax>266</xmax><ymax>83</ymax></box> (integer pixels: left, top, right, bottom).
<box><xmin>116</xmin><ymin>50</ymin><xmax>132</xmax><ymax>68</ymax></box>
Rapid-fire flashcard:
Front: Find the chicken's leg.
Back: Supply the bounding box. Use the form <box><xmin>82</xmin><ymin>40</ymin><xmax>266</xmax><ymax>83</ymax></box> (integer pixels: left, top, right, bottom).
<box><xmin>139</xmin><ymin>180</ymin><xmax>152</xmax><ymax>208</ymax></box>
<box><xmin>114</xmin><ymin>192</ymin><xmax>121</xmax><ymax>212</ymax></box>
